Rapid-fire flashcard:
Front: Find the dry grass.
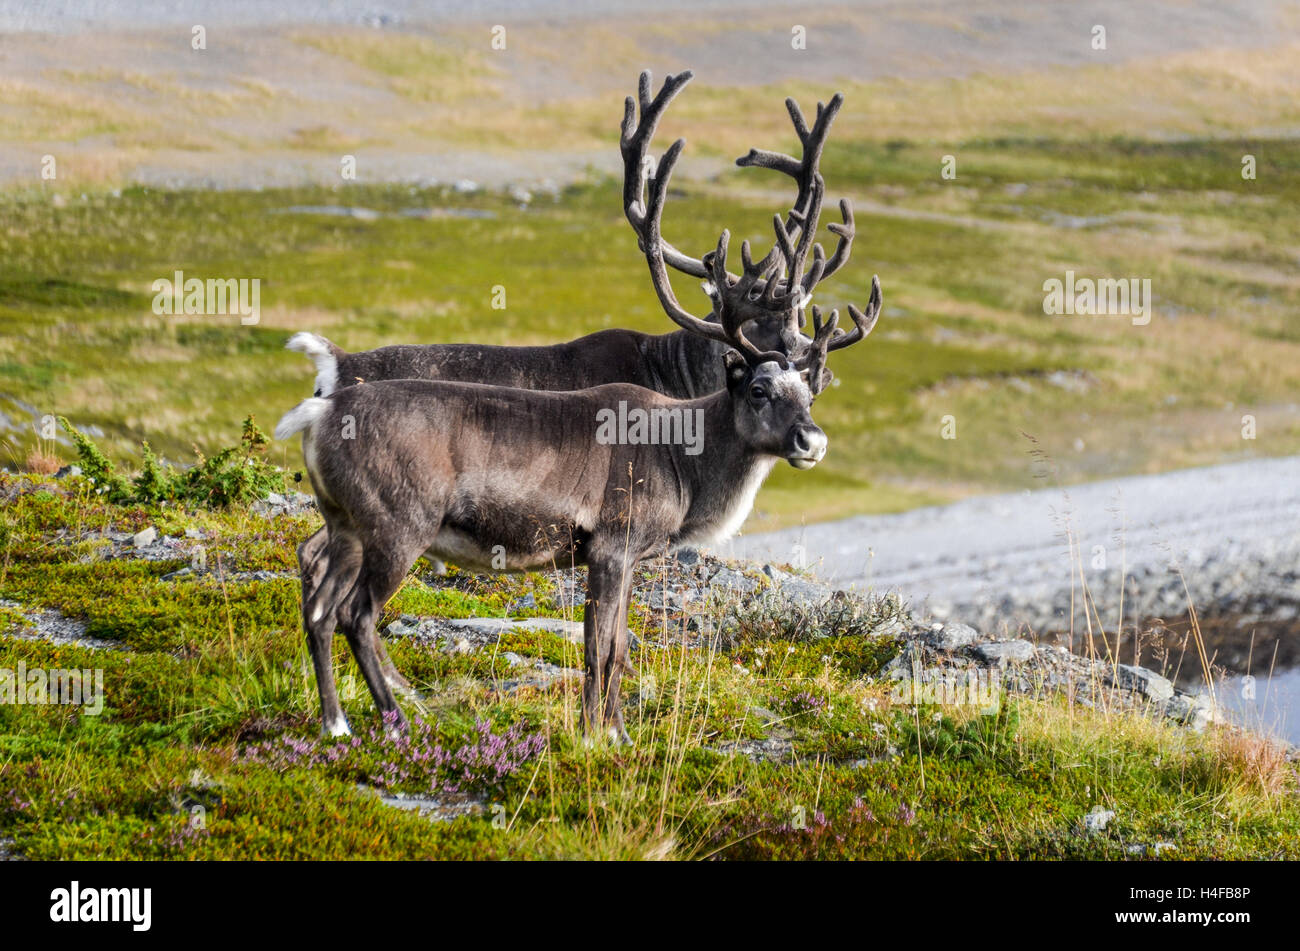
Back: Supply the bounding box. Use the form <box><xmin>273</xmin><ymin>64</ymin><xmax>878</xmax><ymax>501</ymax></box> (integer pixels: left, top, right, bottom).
<box><xmin>23</xmin><ymin>448</ymin><xmax>60</xmax><ymax>474</ymax></box>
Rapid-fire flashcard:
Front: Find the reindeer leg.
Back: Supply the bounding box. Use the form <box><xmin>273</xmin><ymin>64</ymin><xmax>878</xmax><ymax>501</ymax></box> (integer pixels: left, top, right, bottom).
<box><xmin>601</xmin><ymin>578</ymin><xmax>634</xmax><ymax>744</ymax></box>
<box><xmin>337</xmin><ymin>544</ymin><xmax>420</xmax><ymax>738</ymax></box>
<box><xmin>582</xmin><ymin>553</ymin><xmax>634</xmax><ymax>741</ymax></box>
<box><xmin>309</xmin><ymin>525</ymin><xmax>414</xmax><ymax>696</ymax></box>
<box><xmin>303</xmin><ymin>530</ymin><xmax>362</xmax><ymax>737</ymax></box>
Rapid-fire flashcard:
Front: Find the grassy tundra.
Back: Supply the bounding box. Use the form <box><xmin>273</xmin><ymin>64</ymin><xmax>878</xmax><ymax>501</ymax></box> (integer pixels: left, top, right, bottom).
<box><xmin>1</xmin><ymin>26</ymin><xmax>1299</xmax><ymax>858</ymax></box>
<box><xmin>1</xmin><ymin>471</ymin><xmax>1297</xmax><ymax>859</ymax></box>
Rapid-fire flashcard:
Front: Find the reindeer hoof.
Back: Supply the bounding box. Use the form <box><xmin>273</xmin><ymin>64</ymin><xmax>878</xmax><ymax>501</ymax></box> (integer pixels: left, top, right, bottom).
<box><xmin>323</xmin><ymin>716</ymin><xmax>352</xmax><ymax>738</ymax></box>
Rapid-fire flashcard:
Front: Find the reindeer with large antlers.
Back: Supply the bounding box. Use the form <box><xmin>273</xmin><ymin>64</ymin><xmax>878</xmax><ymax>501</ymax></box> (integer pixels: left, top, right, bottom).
<box><xmin>287</xmin><ymin>69</ymin><xmax>877</xmax><ymax>400</ymax></box>
<box><xmin>285</xmin><ymin>70</ymin><xmax>882</xmax><ymax>715</ymax></box>
<box><xmin>276</xmin><ymin>278</ymin><xmax>850</xmax><ymax>739</ymax></box>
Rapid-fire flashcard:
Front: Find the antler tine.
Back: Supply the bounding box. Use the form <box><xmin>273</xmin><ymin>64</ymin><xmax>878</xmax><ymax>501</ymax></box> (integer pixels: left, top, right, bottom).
<box><xmin>809</xmin><ymin>197</ymin><xmax>855</xmax><ymax>289</ymax></box>
<box><xmin>621</xmin><ymin>69</ymin><xmax>711</xmax><ymax>279</ymax></box>
<box><xmin>825</xmin><ymin>275</ymin><xmax>883</xmax><ymax>353</ymax></box>
<box><xmin>804</xmin><ymin>243</ymin><xmax>827</xmax><ymax>292</ymax></box>
<box><xmin>799</xmin><ymin>304</ymin><xmax>840</xmax><ymax>395</ymax></box>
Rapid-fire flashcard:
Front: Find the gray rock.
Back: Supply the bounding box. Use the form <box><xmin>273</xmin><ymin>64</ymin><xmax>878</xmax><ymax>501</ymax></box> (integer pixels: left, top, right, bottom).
<box><xmin>54</xmin><ymin>465</ymin><xmax>82</xmax><ymax>478</ymax></box>
<box><xmin>1110</xmin><ymin>664</ymin><xmax>1175</xmax><ymax>703</ymax></box>
<box><xmin>778</xmin><ymin>579</ymin><xmax>832</xmax><ymax>607</ymax></box>
<box><xmin>643</xmin><ymin>583</ymin><xmax>701</xmax><ymax>612</ymax></box>
<box><xmin>511</xmin><ymin>617</ymin><xmax>584</xmax><ymax>642</ymax></box>
<box><xmin>973</xmin><ymin>640</ymin><xmax>1037</xmax><ymax>665</ymax></box>
<box><xmin>446</xmin><ymin>617</ymin><xmax>516</xmax><ymax>635</ymax></box>
<box><xmin>1163</xmin><ymin>692</ymin><xmax>1220</xmax><ymax>730</ymax></box>
<box><xmin>710</xmin><ymin>567</ymin><xmax>758</xmax><ymax>594</ymax></box>
<box><xmin>385</xmin><ymin>616</ymin><xmax>422</xmax><ymax>638</ymax></box>
<box><xmin>506</xmin><ymin>592</ymin><xmax>535</xmax><ymax>613</ymax></box>
<box><xmin>496</xmin><ymin>662</ymin><xmax>583</xmax><ymax>694</ymax></box>
<box><xmin>132</xmin><ymin>526</ymin><xmax>157</xmax><ymax>548</ymax></box>
<box><xmin>924</xmin><ymin>621</ymin><xmax>981</xmax><ymax>651</ymax></box>
<box><xmin>1083</xmin><ymin>807</ymin><xmax>1115</xmax><ymax>833</ymax></box>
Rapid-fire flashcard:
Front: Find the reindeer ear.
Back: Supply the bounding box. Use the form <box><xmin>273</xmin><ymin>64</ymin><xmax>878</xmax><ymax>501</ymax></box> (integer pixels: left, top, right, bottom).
<box><xmin>723</xmin><ymin>349</ymin><xmax>748</xmax><ymax>387</ymax></box>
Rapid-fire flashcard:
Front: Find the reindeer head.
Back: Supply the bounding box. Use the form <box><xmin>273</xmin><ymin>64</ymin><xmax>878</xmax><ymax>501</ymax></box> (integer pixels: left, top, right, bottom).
<box><xmin>621</xmin><ymin>70</ymin><xmax>878</xmax><ymax>378</ymax></box>
<box><xmin>723</xmin><ymin>351</ymin><xmax>826</xmax><ymax>469</ymax></box>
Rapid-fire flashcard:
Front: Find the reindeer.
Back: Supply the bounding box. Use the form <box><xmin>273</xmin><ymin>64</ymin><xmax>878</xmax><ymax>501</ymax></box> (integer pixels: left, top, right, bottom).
<box><xmin>276</xmin><ymin>274</ymin><xmax>878</xmax><ymax>739</ymax></box>
<box><xmin>286</xmin><ymin>70</ymin><xmax>864</xmax><ymax>402</ymax></box>
<box><xmin>288</xmin><ymin>71</ymin><xmax>881</xmax><ymax>698</ymax></box>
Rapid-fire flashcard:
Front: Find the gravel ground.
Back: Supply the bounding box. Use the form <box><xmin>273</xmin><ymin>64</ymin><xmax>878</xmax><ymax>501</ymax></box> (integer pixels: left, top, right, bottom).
<box><xmin>724</xmin><ymin>455</ymin><xmax>1300</xmax><ymax>632</ymax></box>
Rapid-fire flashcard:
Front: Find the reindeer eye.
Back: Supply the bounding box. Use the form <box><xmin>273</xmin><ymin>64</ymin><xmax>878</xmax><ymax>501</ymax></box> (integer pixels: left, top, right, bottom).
<box><xmin>749</xmin><ymin>385</ymin><xmax>768</xmax><ymax>401</ymax></box>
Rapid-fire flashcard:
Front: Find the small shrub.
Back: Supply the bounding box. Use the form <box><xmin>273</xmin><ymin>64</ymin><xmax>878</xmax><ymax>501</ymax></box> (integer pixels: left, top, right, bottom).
<box><xmin>718</xmin><ymin>589</ymin><xmax>908</xmax><ymax>648</ymax></box>
<box><xmin>58</xmin><ymin>415</ymin><xmax>287</xmax><ymax>508</ymax></box>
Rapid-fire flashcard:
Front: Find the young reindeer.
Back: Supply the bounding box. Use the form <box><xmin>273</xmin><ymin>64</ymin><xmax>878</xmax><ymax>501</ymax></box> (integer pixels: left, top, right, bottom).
<box><xmin>276</xmin><ymin>248</ymin><xmax>880</xmax><ymax>740</ymax></box>
<box><xmin>291</xmin><ymin>69</ymin><xmax>880</xmax><ymax>698</ymax></box>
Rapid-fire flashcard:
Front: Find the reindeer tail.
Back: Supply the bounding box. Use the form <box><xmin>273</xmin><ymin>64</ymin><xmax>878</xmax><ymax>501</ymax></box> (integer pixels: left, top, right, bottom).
<box><xmin>286</xmin><ymin>332</ymin><xmax>346</xmax><ymax>397</ymax></box>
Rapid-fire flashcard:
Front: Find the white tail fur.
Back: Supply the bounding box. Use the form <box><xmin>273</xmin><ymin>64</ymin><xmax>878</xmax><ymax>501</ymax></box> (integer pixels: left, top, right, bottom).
<box><xmin>275</xmin><ymin>398</ymin><xmax>330</xmax><ymax>441</ymax></box>
<box><xmin>286</xmin><ymin>332</ymin><xmax>340</xmax><ymax>397</ymax></box>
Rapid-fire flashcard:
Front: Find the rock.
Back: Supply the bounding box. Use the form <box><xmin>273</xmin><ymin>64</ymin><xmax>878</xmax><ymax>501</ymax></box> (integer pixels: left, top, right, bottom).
<box><xmin>385</xmin><ymin>616</ymin><xmax>421</xmax><ymax>638</ymax></box>
<box><xmin>644</xmin><ymin>583</ymin><xmax>700</xmax><ymax>612</ymax></box>
<box><xmin>446</xmin><ymin>617</ymin><xmax>516</xmax><ymax>635</ymax></box>
<box><xmin>132</xmin><ymin>526</ymin><xmax>157</xmax><ymax>548</ymax></box>
<box><xmin>673</xmin><ymin>548</ymin><xmax>700</xmax><ymax>566</ymax></box>
<box><xmin>509</xmin><ymin>617</ymin><xmax>584</xmax><ymax>642</ymax></box>
<box><xmin>506</xmin><ymin>592</ymin><xmax>535</xmax><ymax>613</ymax></box>
<box><xmin>973</xmin><ymin>640</ymin><xmax>1037</xmax><ymax>665</ymax></box>
<box><xmin>778</xmin><ymin>579</ymin><xmax>832</xmax><ymax>608</ymax></box>
<box><xmin>713</xmin><ymin>736</ymin><xmax>795</xmax><ymax>764</ymax></box>
<box><xmin>184</xmin><ymin>527</ymin><xmax>205</xmax><ymax>539</ymax></box>
<box><xmin>1163</xmin><ymin>692</ymin><xmax>1220</xmax><ymax>730</ymax></box>
<box><xmin>54</xmin><ymin>465</ymin><xmax>82</xmax><ymax>479</ymax></box>
<box><xmin>882</xmin><ymin>642</ymin><xmax>925</xmax><ymax>679</ymax></box>
<box><xmin>1110</xmin><ymin>664</ymin><xmax>1175</xmax><ymax>703</ymax></box>
<box><xmin>710</xmin><ymin>567</ymin><xmax>758</xmax><ymax>594</ymax></box>
<box><xmin>1083</xmin><ymin>807</ymin><xmax>1115</xmax><ymax>833</ymax></box>
<box><xmin>924</xmin><ymin>621</ymin><xmax>980</xmax><ymax>651</ymax></box>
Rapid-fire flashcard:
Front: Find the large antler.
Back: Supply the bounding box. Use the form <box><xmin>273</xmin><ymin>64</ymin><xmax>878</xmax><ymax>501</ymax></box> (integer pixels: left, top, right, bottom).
<box><xmin>623</xmin><ymin>69</ymin><xmax>876</xmax><ymax>373</ymax></box>
<box><xmin>737</xmin><ymin>93</ymin><xmax>857</xmax><ymax>303</ymax></box>
<box><xmin>621</xmin><ymin>70</ymin><xmax>711</xmax><ymax>280</ymax></box>
<box><xmin>797</xmin><ymin>275</ymin><xmax>883</xmax><ymax>395</ymax></box>
<box><xmin>625</xmin><ymin>71</ymin><xmax>794</xmax><ymax>363</ymax></box>
<box><xmin>622</xmin><ymin>71</ymin><xmax>797</xmax><ymax>311</ymax></box>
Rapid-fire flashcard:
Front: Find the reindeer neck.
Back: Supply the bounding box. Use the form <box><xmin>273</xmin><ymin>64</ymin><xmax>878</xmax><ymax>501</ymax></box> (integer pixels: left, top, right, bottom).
<box><xmin>668</xmin><ymin>393</ymin><xmax>776</xmax><ymax>547</ymax></box>
<box><xmin>647</xmin><ymin>330</ymin><xmax>728</xmax><ymax>400</ymax></box>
